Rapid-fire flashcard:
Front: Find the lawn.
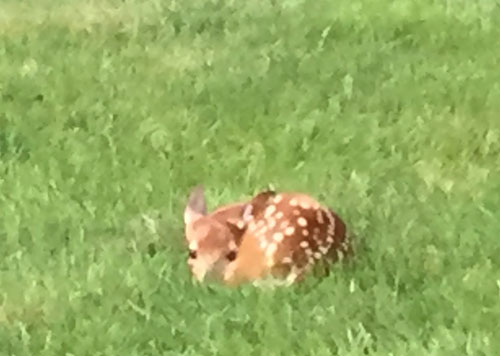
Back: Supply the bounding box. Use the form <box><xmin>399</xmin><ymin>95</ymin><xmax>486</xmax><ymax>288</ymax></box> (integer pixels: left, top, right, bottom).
<box><xmin>1</xmin><ymin>0</ymin><xmax>499</xmax><ymax>354</ymax></box>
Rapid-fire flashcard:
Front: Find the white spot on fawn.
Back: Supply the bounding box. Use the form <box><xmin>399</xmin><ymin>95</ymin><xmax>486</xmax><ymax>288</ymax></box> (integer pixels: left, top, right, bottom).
<box><xmin>319</xmin><ymin>246</ymin><xmax>329</xmax><ymax>255</ymax></box>
<box><xmin>237</xmin><ymin>220</ymin><xmax>245</xmax><ymax>229</ymax></box>
<box><xmin>326</xmin><ymin>211</ymin><xmax>335</xmax><ymax>224</ymax></box>
<box><xmin>300</xmin><ymin>241</ymin><xmax>309</xmax><ymax>248</ymax></box>
<box><xmin>285</xmin><ymin>226</ymin><xmax>295</xmax><ymax>236</ymax></box>
<box><xmin>286</xmin><ymin>271</ymin><xmax>299</xmax><ymax>284</ymax></box>
<box><xmin>275</xmin><ymin>211</ymin><xmax>284</xmax><ymax>219</ymax></box>
<box><xmin>282</xmin><ymin>256</ymin><xmax>292</xmax><ymax>264</ymax></box>
<box><xmin>266</xmin><ymin>243</ymin><xmax>277</xmax><ymax>257</ymax></box>
<box><xmin>264</xmin><ymin>205</ymin><xmax>276</xmax><ymax>218</ymax></box>
<box><xmin>256</xmin><ymin>225</ymin><xmax>268</xmax><ymax>236</ymax></box>
<box><xmin>267</xmin><ymin>218</ymin><xmax>276</xmax><ymax>229</ymax></box>
<box><xmin>280</xmin><ymin>220</ymin><xmax>289</xmax><ymax>229</ymax></box>
<box><xmin>189</xmin><ymin>241</ymin><xmax>198</xmax><ymax>250</ymax></box>
<box><xmin>297</xmin><ymin>217</ymin><xmax>307</xmax><ymax>227</ymax></box>
<box><xmin>242</xmin><ymin>205</ymin><xmax>253</xmax><ymax>221</ymax></box>
<box><xmin>316</xmin><ymin>210</ymin><xmax>324</xmax><ymax>224</ymax></box>
<box><xmin>273</xmin><ymin>194</ymin><xmax>283</xmax><ymax>204</ymax></box>
<box><xmin>289</xmin><ymin>198</ymin><xmax>298</xmax><ymax>207</ymax></box>
<box><xmin>273</xmin><ymin>232</ymin><xmax>284</xmax><ymax>242</ymax></box>
<box><xmin>293</xmin><ymin>209</ymin><xmax>301</xmax><ymax>216</ymax></box>
<box><xmin>313</xmin><ymin>232</ymin><xmax>320</xmax><ymax>242</ymax></box>
<box><xmin>302</xmin><ymin>229</ymin><xmax>309</xmax><ymax>236</ymax></box>
<box><xmin>326</xmin><ymin>236</ymin><xmax>334</xmax><ymax>244</ymax></box>
<box><xmin>314</xmin><ymin>252</ymin><xmax>322</xmax><ymax>260</ymax></box>
<box><xmin>300</xmin><ymin>201</ymin><xmax>310</xmax><ymax>209</ymax></box>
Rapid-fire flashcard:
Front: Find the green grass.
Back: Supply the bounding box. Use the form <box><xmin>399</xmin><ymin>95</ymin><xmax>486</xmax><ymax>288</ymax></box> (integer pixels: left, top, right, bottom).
<box><xmin>1</xmin><ymin>0</ymin><xmax>500</xmax><ymax>354</ymax></box>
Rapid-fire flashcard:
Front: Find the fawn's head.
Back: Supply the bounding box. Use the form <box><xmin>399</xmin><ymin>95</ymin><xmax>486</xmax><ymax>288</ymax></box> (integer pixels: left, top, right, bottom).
<box><xmin>183</xmin><ymin>185</ymin><xmax>247</xmax><ymax>282</ymax></box>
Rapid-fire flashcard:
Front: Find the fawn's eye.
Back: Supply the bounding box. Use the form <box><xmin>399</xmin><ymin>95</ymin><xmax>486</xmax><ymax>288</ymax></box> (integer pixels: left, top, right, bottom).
<box><xmin>188</xmin><ymin>249</ymin><xmax>197</xmax><ymax>259</ymax></box>
<box><xmin>226</xmin><ymin>250</ymin><xmax>237</xmax><ymax>261</ymax></box>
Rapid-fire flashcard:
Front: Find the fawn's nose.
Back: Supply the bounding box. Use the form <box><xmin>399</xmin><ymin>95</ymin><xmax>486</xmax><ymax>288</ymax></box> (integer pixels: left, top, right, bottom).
<box><xmin>188</xmin><ymin>259</ymin><xmax>207</xmax><ymax>282</ymax></box>
<box><xmin>188</xmin><ymin>256</ymin><xmax>228</xmax><ymax>283</ymax></box>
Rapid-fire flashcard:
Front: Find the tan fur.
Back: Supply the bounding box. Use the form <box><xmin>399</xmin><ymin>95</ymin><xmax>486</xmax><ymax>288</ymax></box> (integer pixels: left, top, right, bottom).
<box><xmin>183</xmin><ymin>186</ymin><xmax>247</xmax><ymax>282</ymax></box>
<box><xmin>183</xmin><ymin>186</ymin><xmax>351</xmax><ymax>286</ymax></box>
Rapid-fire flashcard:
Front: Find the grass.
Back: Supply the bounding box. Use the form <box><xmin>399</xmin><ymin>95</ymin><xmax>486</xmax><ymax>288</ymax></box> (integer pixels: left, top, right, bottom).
<box><xmin>1</xmin><ymin>0</ymin><xmax>499</xmax><ymax>354</ymax></box>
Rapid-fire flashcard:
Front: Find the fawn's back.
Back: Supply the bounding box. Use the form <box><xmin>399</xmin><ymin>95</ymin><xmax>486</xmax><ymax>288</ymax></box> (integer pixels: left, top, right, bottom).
<box><xmin>223</xmin><ymin>190</ymin><xmax>351</xmax><ymax>286</ymax></box>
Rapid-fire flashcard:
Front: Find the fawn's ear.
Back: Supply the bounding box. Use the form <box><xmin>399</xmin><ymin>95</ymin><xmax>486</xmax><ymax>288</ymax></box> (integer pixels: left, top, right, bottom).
<box><xmin>225</xmin><ymin>218</ymin><xmax>247</xmax><ymax>245</ymax></box>
<box><xmin>184</xmin><ymin>185</ymin><xmax>207</xmax><ymax>226</ymax></box>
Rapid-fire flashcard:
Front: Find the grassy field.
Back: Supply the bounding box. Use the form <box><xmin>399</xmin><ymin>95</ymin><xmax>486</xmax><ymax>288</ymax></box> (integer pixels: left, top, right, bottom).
<box><xmin>1</xmin><ymin>0</ymin><xmax>500</xmax><ymax>354</ymax></box>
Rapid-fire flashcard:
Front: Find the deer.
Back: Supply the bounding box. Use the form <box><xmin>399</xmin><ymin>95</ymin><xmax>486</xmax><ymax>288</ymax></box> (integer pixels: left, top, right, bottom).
<box><xmin>183</xmin><ymin>185</ymin><xmax>351</xmax><ymax>286</ymax></box>
<box><xmin>182</xmin><ymin>185</ymin><xmax>249</xmax><ymax>283</ymax></box>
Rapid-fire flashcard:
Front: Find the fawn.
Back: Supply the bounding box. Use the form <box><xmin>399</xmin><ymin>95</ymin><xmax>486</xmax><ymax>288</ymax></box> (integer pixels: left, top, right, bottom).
<box><xmin>183</xmin><ymin>185</ymin><xmax>351</xmax><ymax>286</ymax></box>
<box><xmin>183</xmin><ymin>185</ymin><xmax>248</xmax><ymax>282</ymax></box>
